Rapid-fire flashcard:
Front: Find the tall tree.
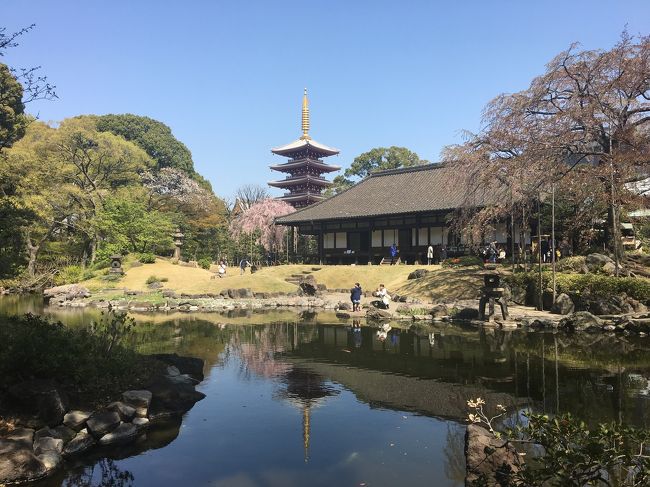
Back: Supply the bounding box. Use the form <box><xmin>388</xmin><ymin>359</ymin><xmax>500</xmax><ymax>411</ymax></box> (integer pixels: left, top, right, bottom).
<box><xmin>94</xmin><ymin>114</ymin><xmax>202</xmax><ymax>180</ymax></box>
<box><xmin>443</xmin><ymin>32</ymin><xmax>650</xmax><ymax>254</ymax></box>
<box><xmin>0</xmin><ymin>63</ymin><xmax>28</xmax><ymax>151</ymax></box>
<box><xmin>329</xmin><ymin>146</ymin><xmax>428</xmax><ymax>194</ymax></box>
<box><xmin>1</xmin><ymin>119</ymin><xmax>154</xmax><ymax>274</ymax></box>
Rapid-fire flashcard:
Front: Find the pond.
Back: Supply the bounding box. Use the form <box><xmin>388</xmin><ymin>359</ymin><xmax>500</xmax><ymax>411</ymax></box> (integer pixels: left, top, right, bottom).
<box><xmin>3</xmin><ymin>295</ymin><xmax>650</xmax><ymax>486</ymax></box>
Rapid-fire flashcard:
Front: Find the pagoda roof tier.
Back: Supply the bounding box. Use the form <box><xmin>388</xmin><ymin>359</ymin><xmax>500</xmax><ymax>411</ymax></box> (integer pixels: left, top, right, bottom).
<box><xmin>270</xmin><ymin>158</ymin><xmax>341</xmax><ymax>173</ymax></box>
<box><xmin>277</xmin><ymin>192</ymin><xmax>327</xmax><ymax>203</ymax></box>
<box><xmin>271</xmin><ymin>138</ymin><xmax>340</xmax><ymax>157</ymax></box>
<box><xmin>268</xmin><ymin>175</ymin><xmax>333</xmax><ymax>188</ymax></box>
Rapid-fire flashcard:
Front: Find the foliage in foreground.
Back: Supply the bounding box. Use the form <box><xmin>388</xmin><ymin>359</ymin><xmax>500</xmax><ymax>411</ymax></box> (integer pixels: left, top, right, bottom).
<box><xmin>467</xmin><ymin>398</ymin><xmax>650</xmax><ymax>486</ymax></box>
<box><xmin>0</xmin><ymin>313</ymin><xmax>156</xmax><ymax>404</ymax></box>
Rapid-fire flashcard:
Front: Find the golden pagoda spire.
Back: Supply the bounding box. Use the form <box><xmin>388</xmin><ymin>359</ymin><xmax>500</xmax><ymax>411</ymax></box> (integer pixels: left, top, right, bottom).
<box><xmin>300</xmin><ymin>88</ymin><xmax>311</xmax><ymax>140</ymax></box>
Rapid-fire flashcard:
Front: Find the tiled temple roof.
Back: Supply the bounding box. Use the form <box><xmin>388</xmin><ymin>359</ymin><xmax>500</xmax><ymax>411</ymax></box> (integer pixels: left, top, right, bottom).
<box><xmin>276</xmin><ymin>163</ymin><xmax>498</xmax><ymax>224</ymax></box>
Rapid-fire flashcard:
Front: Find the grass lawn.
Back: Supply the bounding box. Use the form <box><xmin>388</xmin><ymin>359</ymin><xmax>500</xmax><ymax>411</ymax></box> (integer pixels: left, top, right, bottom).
<box><xmin>83</xmin><ymin>258</ymin><xmax>482</xmax><ymax>301</ymax></box>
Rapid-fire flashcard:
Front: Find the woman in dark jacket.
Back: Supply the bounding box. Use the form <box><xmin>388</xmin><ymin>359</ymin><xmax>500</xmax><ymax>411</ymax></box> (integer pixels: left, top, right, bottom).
<box><xmin>350</xmin><ymin>283</ymin><xmax>362</xmax><ymax>312</ymax></box>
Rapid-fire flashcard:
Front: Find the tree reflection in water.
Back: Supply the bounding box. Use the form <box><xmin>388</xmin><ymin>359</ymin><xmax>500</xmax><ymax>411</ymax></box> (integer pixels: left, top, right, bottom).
<box><xmin>63</xmin><ymin>459</ymin><xmax>134</xmax><ymax>487</ymax></box>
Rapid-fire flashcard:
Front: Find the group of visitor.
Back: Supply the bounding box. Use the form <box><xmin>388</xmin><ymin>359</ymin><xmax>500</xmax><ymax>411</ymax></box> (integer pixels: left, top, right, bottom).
<box><xmin>426</xmin><ymin>244</ymin><xmax>448</xmax><ymax>265</ymax></box>
<box><xmin>350</xmin><ymin>282</ymin><xmax>392</xmax><ymax>311</ymax></box>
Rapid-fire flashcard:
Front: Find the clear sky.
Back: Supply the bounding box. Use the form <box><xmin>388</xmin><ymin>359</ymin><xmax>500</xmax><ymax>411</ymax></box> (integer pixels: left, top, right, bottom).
<box><xmin>4</xmin><ymin>0</ymin><xmax>649</xmax><ymax>201</ymax></box>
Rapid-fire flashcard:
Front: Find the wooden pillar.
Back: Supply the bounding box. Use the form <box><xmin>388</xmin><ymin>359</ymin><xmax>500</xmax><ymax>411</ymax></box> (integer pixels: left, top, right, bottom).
<box><xmin>368</xmin><ymin>223</ymin><xmax>374</xmax><ymax>265</ymax></box>
<box><xmin>318</xmin><ymin>224</ymin><xmax>324</xmax><ymax>265</ymax></box>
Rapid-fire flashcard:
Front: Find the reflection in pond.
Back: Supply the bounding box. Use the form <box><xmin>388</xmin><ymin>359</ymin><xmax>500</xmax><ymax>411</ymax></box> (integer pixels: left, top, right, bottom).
<box><xmin>4</xmin><ymin>295</ymin><xmax>650</xmax><ymax>485</ymax></box>
<box><xmin>61</xmin><ymin>459</ymin><xmax>134</xmax><ymax>487</ymax></box>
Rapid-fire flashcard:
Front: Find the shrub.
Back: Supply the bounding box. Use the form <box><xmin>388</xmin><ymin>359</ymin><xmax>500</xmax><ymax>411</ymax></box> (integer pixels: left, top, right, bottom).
<box><xmin>54</xmin><ymin>265</ymin><xmax>95</xmax><ymax>285</ymax></box>
<box><xmin>198</xmin><ymin>257</ymin><xmax>212</xmax><ymax>270</ymax></box>
<box><xmin>442</xmin><ymin>255</ymin><xmax>484</xmax><ymax>268</ymax></box>
<box><xmin>146</xmin><ymin>275</ymin><xmax>161</xmax><ymax>285</ymax></box>
<box><xmin>0</xmin><ymin>313</ymin><xmax>156</xmax><ymax>404</ymax></box>
<box><xmin>505</xmin><ymin>272</ymin><xmax>650</xmax><ymax>304</ymax></box>
<box><xmin>138</xmin><ymin>253</ymin><xmax>156</xmax><ymax>264</ymax></box>
<box><xmin>555</xmin><ymin>256</ymin><xmax>586</xmax><ymax>273</ymax></box>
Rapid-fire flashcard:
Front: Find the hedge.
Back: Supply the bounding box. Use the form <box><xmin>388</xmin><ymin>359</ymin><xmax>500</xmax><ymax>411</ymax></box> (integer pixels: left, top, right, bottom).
<box><xmin>505</xmin><ymin>272</ymin><xmax>650</xmax><ymax>304</ymax></box>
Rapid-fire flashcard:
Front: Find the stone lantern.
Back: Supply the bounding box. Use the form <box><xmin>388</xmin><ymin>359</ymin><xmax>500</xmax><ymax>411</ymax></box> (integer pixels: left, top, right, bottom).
<box><xmin>173</xmin><ymin>228</ymin><xmax>185</xmax><ymax>260</ymax></box>
<box><xmin>109</xmin><ymin>254</ymin><xmax>124</xmax><ymax>274</ymax></box>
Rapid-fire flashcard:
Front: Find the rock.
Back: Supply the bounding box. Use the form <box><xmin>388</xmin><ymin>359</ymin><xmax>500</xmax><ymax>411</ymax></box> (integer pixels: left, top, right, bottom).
<box><xmin>135</xmin><ymin>407</ymin><xmax>148</xmax><ymax>418</ymax></box>
<box><xmin>585</xmin><ymin>253</ymin><xmax>615</xmax><ymax>273</ymax></box>
<box><xmin>166</xmin><ymin>365</ymin><xmax>181</xmax><ymax>377</ymax></box>
<box><xmin>455</xmin><ymin>307</ymin><xmax>480</xmax><ymax>320</ymax></box>
<box><xmin>147</xmin><ymin>281</ymin><xmax>163</xmax><ymax>289</ymax></box>
<box><xmin>122</xmin><ymin>390</ymin><xmax>153</xmax><ymax>409</ymax></box>
<box><xmin>33</xmin><ymin>436</ymin><xmax>63</xmax><ymax>455</ymax></box>
<box><xmin>337</xmin><ymin>301</ymin><xmax>352</xmax><ymax>311</ymax></box>
<box><xmin>63</xmin><ymin>429</ymin><xmax>96</xmax><ymax>457</ymax></box>
<box><xmin>601</xmin><ymin>262</ymin><xmax>617</xmax><ymax>275</ymax></box>
<box><xmin>37</xmin><ymin>451</ymin><xmax>62</xmax><ymax>473</ymax></box>
<box><xmin>86</xmin><ymin>410</ymin><xmax>121</xmax><ymax>438</ymax></box>
<box><xmin>8</xmin><ymin>380</ymin><xmax>69</xmax><ymax>427</ymax></box>
<box><xmin>147</xmin><ymin>375</ymin><xmax>206</xmax><ymax>422</ymax></box>
<box><xmin>336</xmin><ymin>312</ymin><xmax>351</xmax><ymax>319</ymax></box>
<box><xmin>132</xmin><ymin>417</ymin><xmax>150</xmax><ymax>430</ymax></box>
<box><xmin>226</xmin><ymin>288</ymin><xmax>253</xmax><ymax>299</ymax></box>
<box><xmin>430</xmin><ymin>304</ymin><xmax>449</xmax><ymax>319</ymax></box>
<box><xmin>107</xmin><ymin>401</ymin><xmax>136</xmax><ymax>421</ymax></box>
<box><xmin>43</xmin><ymin>284</ymin><xmax>91</xmax><ymax>302</ymax></box>
<box><xmin>523</xmin><ymin>318</ymin><xmax>556</xmax><ymax>329</ymax></box>
<box><xmin>5</xmin><ymin>428</ymin><xmax>34</xmax><ymax>448</ymax></box>
<box><xmin>412</xmin><ymin>314</ymin><xmax>433</xmax><ymax>321</ymax></box>
<box><xmin>509</xmin><ymin>285</ymin><xmax>527</xmax><ymax>305</ymax></box>
<box><xmin>604</xmin><ymin>325</ymin><xmax>616</xmax><ymax>332</ymax></box>
<box><xmin>98</xmin><ymin>423</ymin><xmax>138</xmax><ymax>446</ymax></box>
<box><xmin>551</xmin><ymin>293</ymin><xmax>575</xmax><ymax>315</ymax></box>
<box><xmin>63</xmin><ymin>410</ymin><xmax>91</xmax><ymax>431</ymax></box>
<box><xmin>542</xmin><ymin>288</ymin><xmax>554</xmax><ymax>310</ymax></box>
<box><xmin>407</xmin><ymin>269</ymin><xmax>429</xmax><ymax>280</ymax></box>
<box><xmin>298</xmin><ymin>275</ymin><xmax>319</xmax><ymax>296</ymax></box>
<box><xmin>559</xmin><ymin>311</ymin><xmax>603</xmax><ymax>331</ymax></box>
<box><xmin>150</xmin><ymin>354</ymin><xmax>205</xmax><ymax>381</ymax></box>
<box><xmin>50</xmin><ymin>425</ymin><xmax>76</xmax><ymax>444</ymax></box>
<box><xmin>0</xmin><ymin>439</ymin><xmax>48</xmax><ymax>484</ymax></box>
<box><xmin>366</xmin><ymin>308</ymin><xmax>392</xmax><ymax>321</ymax></box>
<box><xmin>465</xmin><ymin>424</ymin><xmax>521</xmax><ymax>485</ymax></box>
<box><xmin>161</xmin><ymin>290</ymin><xmax>177</xmax><ymax>298</ymax></box>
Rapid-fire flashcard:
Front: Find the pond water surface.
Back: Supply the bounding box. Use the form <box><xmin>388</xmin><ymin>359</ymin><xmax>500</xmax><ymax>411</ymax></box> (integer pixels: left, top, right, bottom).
<box><xmin>3</xmin><ymin>295</ymin><xmax>650</xmax><ymax>487</ymax></box>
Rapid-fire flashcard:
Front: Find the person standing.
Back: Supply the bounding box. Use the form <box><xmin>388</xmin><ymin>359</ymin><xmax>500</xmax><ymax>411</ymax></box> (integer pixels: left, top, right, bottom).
<box><xmin>350</xmin><ymin>282</ymin><xmax>362</xmax><ymax>312</ymax></box>
<box><xmin>239</xmin><ymin>258</ymin><xmax>250</xmax><ymax>275</ymax></box>
<box><xmin>440</xmin><ymin>245</ymin><xmax>448</xmax><ymax>262</ymax></box>
<box><xmin>427</xmin><ymin>245</ymin><xmax>434</xmax><ymax>265</ymax></box>
<box><xmin>488</xmin><ymin>241</ymin><xmax>498</xmax><ymax>263</ymax></box>
<box><xmin>390</xmin><ymin>243</ymin><xmax>398</xmax><ymax>265</ymax></box>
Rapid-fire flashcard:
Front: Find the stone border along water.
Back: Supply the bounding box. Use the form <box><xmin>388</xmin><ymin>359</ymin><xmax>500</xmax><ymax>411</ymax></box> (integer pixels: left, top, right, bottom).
<box><xmin>0</xmin><ymin>354</ymin><xmax>206</xmax><ymax>485</ymax></box>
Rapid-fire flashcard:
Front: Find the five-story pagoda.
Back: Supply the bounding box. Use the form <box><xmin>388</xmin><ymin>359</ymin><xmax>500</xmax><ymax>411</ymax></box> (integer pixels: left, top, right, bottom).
<box><xmin>269</xmin><ymin>89</ymin><xmax>340</xmax><ymax>208</ymax></box>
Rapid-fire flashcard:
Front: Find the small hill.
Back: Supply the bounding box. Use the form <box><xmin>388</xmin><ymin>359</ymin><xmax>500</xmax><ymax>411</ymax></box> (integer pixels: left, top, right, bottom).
<box><xmin>85</xmin><ymin>259</ymin><xmax>482</xmax><ymax>301</ymax></box>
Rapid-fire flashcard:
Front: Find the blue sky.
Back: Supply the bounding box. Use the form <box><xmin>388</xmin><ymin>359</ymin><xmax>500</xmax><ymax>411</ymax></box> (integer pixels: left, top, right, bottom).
<box><xmin>4</xmin><ymin>0</ymin><xmax>649</xmax><ymax>200</ymax></box>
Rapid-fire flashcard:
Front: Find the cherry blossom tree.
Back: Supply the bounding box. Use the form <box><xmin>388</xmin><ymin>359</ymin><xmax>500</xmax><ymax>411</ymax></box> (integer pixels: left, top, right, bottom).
<box><xmin>229</xmin><ymin>199</ymin><xmax>295</xmax><ymax>252</ymax></box>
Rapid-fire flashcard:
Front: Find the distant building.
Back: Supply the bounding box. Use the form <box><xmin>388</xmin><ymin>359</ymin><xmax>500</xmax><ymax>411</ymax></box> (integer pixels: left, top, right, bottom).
<box><xmin>276</xmin><ymin>164</ymin><xmax>529</xmax><ymax>264</ymax></box>
<box><xmin>269</xmin><ymin>89</ymin><xmax>340</xmax><ymax>208</ymax></box>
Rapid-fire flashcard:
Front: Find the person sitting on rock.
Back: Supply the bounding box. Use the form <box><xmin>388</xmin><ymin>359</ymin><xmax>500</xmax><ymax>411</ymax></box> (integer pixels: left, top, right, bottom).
<box><xmin>375</xmin><ymin>283</ymin><xmax>391</xmax><ymax>309</ymax></box>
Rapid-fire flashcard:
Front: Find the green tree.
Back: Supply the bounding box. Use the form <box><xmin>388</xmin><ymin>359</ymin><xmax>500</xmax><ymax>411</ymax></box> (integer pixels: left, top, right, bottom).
<box><xmin>94</xmin><ymin>188</ymin><xmax>174</xmax><ymax>257</ymax></box>
<box><xmin>1</xmin><ymin>119</ymin><xmax>154</xmax><ymax>275</ymax></box>
<box><xmin>94</xmin><ymin>114</ymin><xmax>211</xmax><ymax>188</ymax></box>
<box><xmin>328</xmin><ymin>146</ymin><xmax>428</xmax><ymax>194</ymax></box>
<box><xmin>0</xmin><ymin>63</ymin><xmax>28</xmax><ymax>151</ymax></box>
